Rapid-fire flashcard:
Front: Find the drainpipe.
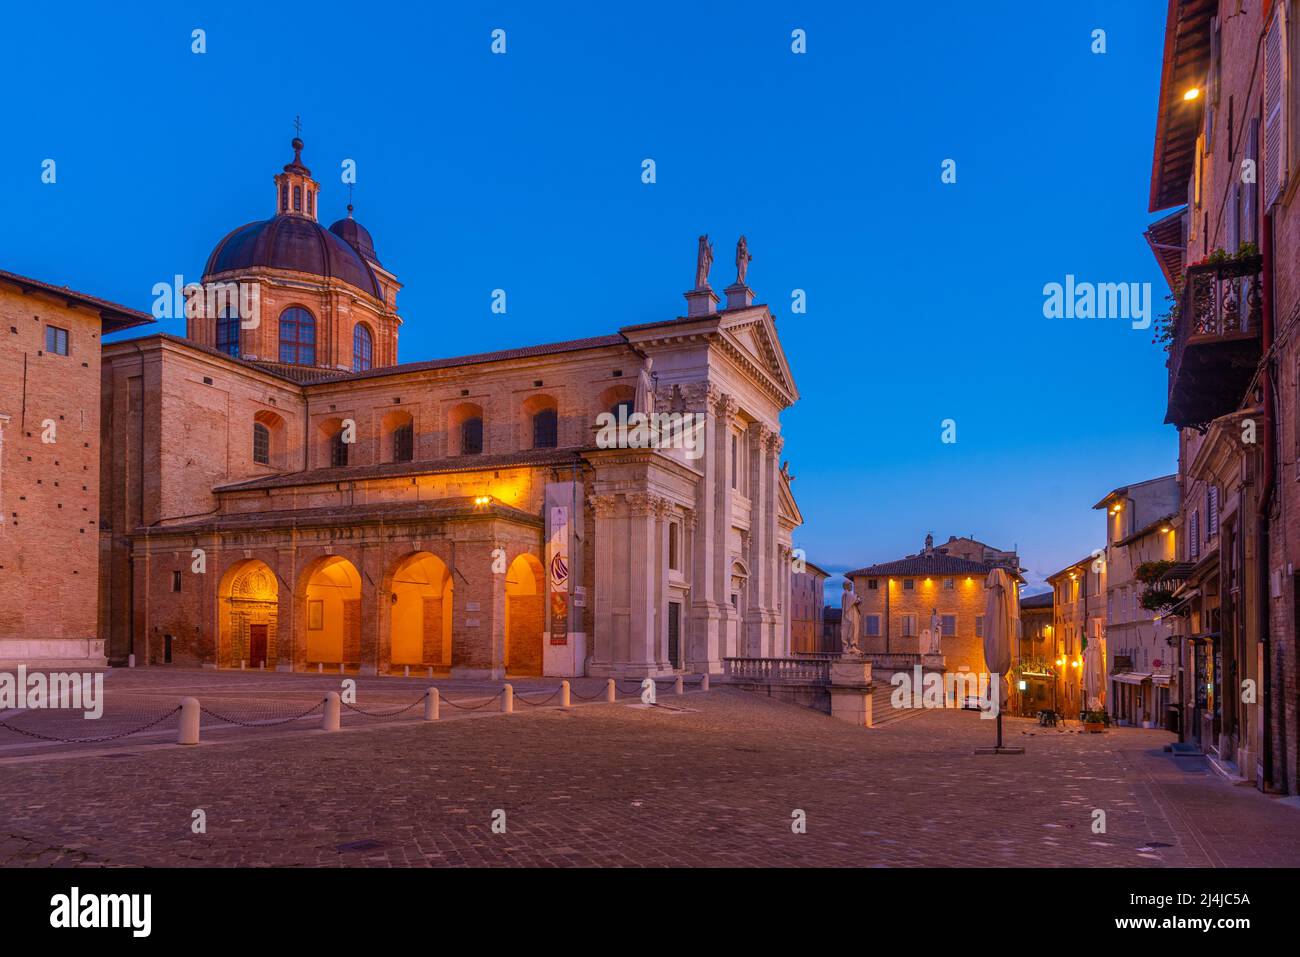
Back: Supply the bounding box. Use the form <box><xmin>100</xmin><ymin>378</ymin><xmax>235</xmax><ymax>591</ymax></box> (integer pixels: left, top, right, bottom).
<box><xmin>1259</xmin><ymin>210</ymin><xmax>1276</xmax><ymax>790</ymax></box>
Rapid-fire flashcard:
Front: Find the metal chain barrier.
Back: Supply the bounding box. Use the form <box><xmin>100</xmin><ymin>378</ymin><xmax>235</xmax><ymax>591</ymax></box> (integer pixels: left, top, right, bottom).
<box><xmin>0</xmin><ymin>706</ymin><xmax>181</xmax><ymax>744</ymax></box>
<box><xmin>341</xmin><ymin>694</ymin><xmax>428</xmax><ymax>718</ymax></box>
<box><xmin>200</xmin><ymin>699</ymin><xmax>326</xmax><ymax>727</ymax></box>
<box><xmin>438</xmin><ymin>690</ymin><xmax>505</xmax><ymax>711</ymax></box>
<box><xmin>568</xmin><ymin>684</ymin><xmax>610</xmax><ymax>701</ymax></box>
<box><xmin>512</xmin><ymin>688</ymin><xmax>562</xmax><ymax>707</ymax></box>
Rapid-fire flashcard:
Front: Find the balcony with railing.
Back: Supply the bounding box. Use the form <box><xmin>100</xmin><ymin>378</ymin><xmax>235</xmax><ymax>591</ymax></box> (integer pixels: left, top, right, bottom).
<box><xmin>1165</xmin><ymin>254</ymin><xmax>1263</xmax><ymax>430</ymax></box>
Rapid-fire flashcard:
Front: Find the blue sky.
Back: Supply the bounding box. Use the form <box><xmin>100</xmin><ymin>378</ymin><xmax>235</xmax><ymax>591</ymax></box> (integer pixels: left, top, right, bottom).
<box><xmin>0</xmin><ymin>1</ymin><xmax>1174</xmax><ymax>594</ymax></box>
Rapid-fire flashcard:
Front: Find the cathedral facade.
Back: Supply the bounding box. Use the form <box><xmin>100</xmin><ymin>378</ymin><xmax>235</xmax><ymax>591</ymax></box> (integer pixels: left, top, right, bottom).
<box><xmin>97</xmin><ymin>140</ymin><xmax>802</xmax><ymax>678</ymax></box>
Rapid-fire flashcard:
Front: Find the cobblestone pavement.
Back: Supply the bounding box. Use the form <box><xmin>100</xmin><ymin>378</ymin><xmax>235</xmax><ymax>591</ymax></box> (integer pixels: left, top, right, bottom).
<box><xmin>0</xmin><ymin>669</ymin><xmax>1296</xmax><ymax>866</ymax></box>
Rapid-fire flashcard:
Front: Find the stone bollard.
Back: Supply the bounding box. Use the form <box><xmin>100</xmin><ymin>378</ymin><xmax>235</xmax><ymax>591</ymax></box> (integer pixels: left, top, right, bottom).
<box><xmin>240</xmin><ymin>660</ymin><xmax>246</xmax><ymax>671</ymax></box>
<box><xmin>404</xmin><ymin>665</ymin><xmax>410</xmax><ymax>678</ymax></box>
<box><xmin>338</xmin><ymin>663</ymin><xmax>345</xmax><ymax>675</ymax></box>
<box><xmin>561</xmin><ymin>680</ymin><xmax>571</xmax><ymax>709</ymax></box>
<box><xmin>128</xmin><ymin>654</ymin><xmax>136</xmax><ymax>668</ymax></box>
<box><xmin>178</xmin><ymin>697</ymin><xmax>200</xmax><ymax>745</ymax></box>
<box><xmin>427</xmin><ymin>666</ymin><xmax>434</xmax><ymax>679</ymax></box>
<box><xmin>606</xmin><ymin>678</ymin><xmax>616</xmax><ymax>703</ymax></box>
<box><xmin>675</xmin><ymin>675</ymin><xmax>684</xmax><ymax>695</ymax></box>
<box><xmin>424</xmin><ymin>688</ymin><xmax>440</xmax><ymax>721</ymax></box>
<box><xmin>323</xmin><ymin>691</ymin><xmax>341</xmax><ymax>731</ymax></box>
<box><xmin>502</xmin><ymin>684</ymin><xmax>513</xmax><ymax>714</ymax></box>
<box><xmin>701</xmin><ymin>673</ymin><xmax>709</xmax><ymax>692</ymax></box>
<box><xmin>317</xmin><ymin>662</ymin><xmax>323</xmax><ymax>674</ymax></box>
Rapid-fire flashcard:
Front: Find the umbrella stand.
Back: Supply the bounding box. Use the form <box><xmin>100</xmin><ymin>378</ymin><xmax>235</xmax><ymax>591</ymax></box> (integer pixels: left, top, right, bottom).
<box><xmin>975</xmin><ymin>675</ymin><xmax>1025</xmax><ymax>755</ymax></box>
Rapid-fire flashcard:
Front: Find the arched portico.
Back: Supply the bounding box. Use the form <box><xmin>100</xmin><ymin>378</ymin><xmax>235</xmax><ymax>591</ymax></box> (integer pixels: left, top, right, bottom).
<box><xmin>297</xmin><ymin>556</ymin><xmax>362</xmax><ymax>667</ymax></box>
<box><xmin>388</xmin><ymin>551</ymin><xmax>453</xmax><ymax>670</ymax></box>
<box><xmin>504</xmin><ymin>552</ymin><xmax>545</xmax><ymax>676</ymax></box>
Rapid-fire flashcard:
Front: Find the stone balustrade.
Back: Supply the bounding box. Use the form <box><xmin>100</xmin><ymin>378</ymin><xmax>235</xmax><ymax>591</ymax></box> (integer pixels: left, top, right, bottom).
<box><xmin>722</xmin><ymin>656</ymin><xmax>831</xmax><ymax>685</ymax></box>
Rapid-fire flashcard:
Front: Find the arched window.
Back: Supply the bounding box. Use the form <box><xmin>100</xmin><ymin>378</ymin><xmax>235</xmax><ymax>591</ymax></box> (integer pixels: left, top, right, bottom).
<box><xmin>279</xmin><ymin>307</ymin><xmax>316</xmax><ymax>365</ymax></box>
<box><xmin>253</xmin><ymin>422</ymin><xmax>270</xmax><ymax>465</ymax></box>
<box><xmin>293</xmin><ymin>185</ymin><xmax>302</xmax><ymax>212</ymax></box>
<box><xmin>532</xmin><ymin>407</ymin><xmax>558</xmax><ymax>448</ymax></box>
<box><xmin>216</xmin><ymin>307</ymin><xmax>240</xmax><ymax>357</ymax></box>
<box><xmin>352</xmin><ymin>324</ymin><xmax>373</xmax><ymax>372</ymax></box>
<box><xmin>461</xmin><ymin>417</ymin><xmax>483</xmax><ymax>455</ymax></box>
<box><xmin>330</xmin><ymin>429</ymin><xmax>349</xmax><ymax>467</ymax></box>
<box><xmin>279</xmin><ymin>182</ymin><xmax>288</xmax><ymax>212</ymax></box>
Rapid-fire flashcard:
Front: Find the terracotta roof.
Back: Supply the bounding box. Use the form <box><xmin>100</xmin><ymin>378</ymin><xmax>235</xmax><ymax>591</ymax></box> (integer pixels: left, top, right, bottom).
<box><xmin>1019</xmin><ymin>591</ymin><xmax>1054</xmax><ymax>610</ymax></box>
<box><xmin>1149</xmin><ymin>0</ymin><xmax>1215</xmax><ymax>212</ymax></box>
<box><xmin>844</xmin><ymin>553</ymin><xmax>1004</xmax><ymax>579</ymax></box>
<box><xmin>318</xmin><ymin>334</ymin><xmax>630</xmax><ymax>384</ymax></box>
<box><xmin>1092</xmin><ymin>473</ymin><xmax>1178</xmax><ymax>509</ymax></box>
<box><xmin>1144</xmin><ymin>207</ymin><xmax>1186</xmax><ymax>288</ymax></box>
<box><xmin>142</xmin><ymin>496</ymin><xmax>544</xmax><ymax>536</ymax></box>
<box><xmin>0</xmin><ymin>268</ymin><xmax>154</xmax><ymax>333</ymax></box>
<box><xmin>214</xmin><ymin>447</ymin><xmax>590</xmax><ymax>493</ymax></box>
<box><xmin>1116</xmin><ymin>512</ymin><xmax>1178</xmax><ymax>548</ymax></box>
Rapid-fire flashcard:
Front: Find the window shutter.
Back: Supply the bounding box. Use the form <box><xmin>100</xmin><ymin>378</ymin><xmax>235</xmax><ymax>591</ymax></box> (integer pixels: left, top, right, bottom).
<box><xmin>1208</xmin><ymin>486</ymin><xmax>1219</xmax><ymax>537</ymax></box>
<box><xmin>1207</xmin><ymin>18</ymin><xmax>1220</xmax><ymax>148</ymax></box>
<box><xmin>1265</xmin><ymin>3</ymin><xmax>1287</xmax><ymax>206</ymax></box>
<box><xmin>1246</xmin><ymin>117</ymin><xmax>1261</xmax><ymax>242</ymax></box>
<box><xmin>1190</xmin><ymin>511</ymin><xmax>1201</xmax><ymax>559</ymax></box>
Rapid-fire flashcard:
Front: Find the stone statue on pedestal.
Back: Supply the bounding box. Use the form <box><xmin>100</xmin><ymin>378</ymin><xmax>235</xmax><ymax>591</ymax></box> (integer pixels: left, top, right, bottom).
<box><xmin>735</xmin><ymin>235</ymin><xmax>752</xmax><ymax>286</ymax></box>
<box><xmin>840</xmin><ymin>581</ymin><xmax>862</xmax><ymax>656</ymax></box>
<box><xmin>695</xmin><ymin>235</ymin><xmax>713</xmax><ymax>290</ymax></box>
<box><xmin>928</xmin><ymin>608</ymin><xmax>943</xmax><ymax>655</ymax></box>
<box><xmin>633</xmin><ymin>356</ymin><xmax>655</xmax><ymax>415</ymax></box>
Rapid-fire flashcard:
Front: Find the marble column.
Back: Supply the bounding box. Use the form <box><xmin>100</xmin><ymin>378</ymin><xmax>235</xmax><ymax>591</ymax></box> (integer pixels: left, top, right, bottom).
<box><xmin>763</xmin><ymin>432</ymin><xmax>784</xmax><ymax>656</ymax></box>
<box><xmin>712</xmin><ymin>393</ymin><xmax>738</xmax><ymax>660</ymax></box>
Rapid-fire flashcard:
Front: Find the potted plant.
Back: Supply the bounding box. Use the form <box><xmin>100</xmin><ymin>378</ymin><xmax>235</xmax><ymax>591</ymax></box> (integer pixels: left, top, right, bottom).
<box><xmin>1084</xmin><ymin>709</ymin><xmax>1108</xmax><ymax>733</ymax></box>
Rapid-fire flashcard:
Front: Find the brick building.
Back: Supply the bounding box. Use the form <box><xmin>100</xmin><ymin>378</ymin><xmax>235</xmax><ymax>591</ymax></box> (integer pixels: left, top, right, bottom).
<box><xmin>1146</xmin><ymin>0</ymin><xmax>1300</xmax><ymax>791</ymax></box>
<box><xmin>843</xmin><ymin>533</ymin><xmax>1023</xmax><ymax>675</ymax></box>
<box><xmin>789</xmin><ymin>560</ymin><xmax>829</xmax><ymax>654</ymax></box>
<box><xmin>1045</xmin><ymin>553</ymin><xmax>1105</xmax><ymax>718</ymax></box>
<box><xmin>0</xmin><ymin>270</ymin><xmax>152</xmax><ymax>666</ymax></box>
<box><xmin>96</xmin><ymin>139</ymin><xmax>803</xmax><ymax>679</ymax></box>
<box><xmin>1093</xmin><ymin>475</ymin><xmax>1179</xmax><ymax>729</ymax></box>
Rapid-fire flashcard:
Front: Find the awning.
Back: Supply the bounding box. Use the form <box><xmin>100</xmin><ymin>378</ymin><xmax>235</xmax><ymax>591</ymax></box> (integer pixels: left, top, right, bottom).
<box><xmin>1152</xmin><ymin>673</ymin><xmax>1173</xmax><ymax>687</ymax></box>
<box><xmin>1112</xmin><ymin>672</ymin><xmax>1152</xmax><ymax>686</ymax></box>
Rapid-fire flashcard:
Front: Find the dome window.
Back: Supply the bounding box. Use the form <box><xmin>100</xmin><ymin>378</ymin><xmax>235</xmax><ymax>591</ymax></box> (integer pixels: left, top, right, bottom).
<box><xmin>352</xmin><ymin>323</ymin><xmax>373</xmax><ymax>372</ymax></box>
<box><xmin>278</xmin><ymin>307</ymin><xmax>316</xmax><ymax>365</ymax></box>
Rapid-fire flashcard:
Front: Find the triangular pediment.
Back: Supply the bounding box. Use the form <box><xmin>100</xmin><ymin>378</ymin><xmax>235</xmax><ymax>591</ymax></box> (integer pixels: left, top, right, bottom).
<box><xmin>717</xmin><ymin>310</ymin><xmax>799</xmax><ymax>405</ymax></box>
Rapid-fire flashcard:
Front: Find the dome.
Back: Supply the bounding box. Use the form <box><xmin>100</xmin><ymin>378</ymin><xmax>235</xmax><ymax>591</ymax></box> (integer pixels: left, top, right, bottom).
<box><xmin>328</xmin><ymin>210</ymin><xmax>381</xmax><ymax>266</ymax></box>
<box><xmin>203</xmin><ymin>214</ymin><xmax>383</xmax><ymax>300</ymax></box>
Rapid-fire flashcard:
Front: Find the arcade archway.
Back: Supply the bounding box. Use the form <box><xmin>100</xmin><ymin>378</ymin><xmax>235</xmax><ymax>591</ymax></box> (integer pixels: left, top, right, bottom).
<box><xmin>504</xmin><ymin>553</ymin><xmax>545</xmax><ymax>676</ymax></box>
<box><xmin>389</xmin><ymin>551</ymin><xmax>453</xmax><ymax>669</ymax></box>
<box><xmin>300</xmin><ymin>556</ymin><xmax>362</xmax><ymax>666</ymax></box>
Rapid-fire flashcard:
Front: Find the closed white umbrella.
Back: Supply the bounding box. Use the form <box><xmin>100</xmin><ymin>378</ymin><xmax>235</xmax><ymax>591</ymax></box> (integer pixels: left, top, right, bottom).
<box><xmin>981</xmin><ymin>567</ymin><xmax>1019</xmax><ymax>751</ymax></box>
<box><xmin>1084</xmin><ymin>621</ymin><xmax>1106</xmax><ymax>712</ymax></box>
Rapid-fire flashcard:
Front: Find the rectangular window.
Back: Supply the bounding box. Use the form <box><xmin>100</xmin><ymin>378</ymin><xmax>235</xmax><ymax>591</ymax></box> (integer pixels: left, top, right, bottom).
<box><xmin>171</xmin><ymin>571</ymin><xmax>182</xmax><ymax>593</ymax></box>
<box><xmin>1190</xmin><ymin>510</ymin><xmax>1201</xmax><ymax>559</ymax></box>
<box><xmin>867</xmin><ymin>578</ymin><xmax>878</xmax><ymax>590</ymax></box>
<box><xmin>865</xmin><ymin>614</ymin><xmax>881</xmax><ymax>637</ymax></box>
<box><xmin>903</xmin><ymin>578</ymin><xmax>915</xmax><ymax>591</ymax></box>
<box><xmin>975</xmin><ymin>615</ymin><xmax>984</xmax><ymax>638</ymax></box>
<box><xmin>943</xmin><ymin>578</ymin><xmax>954</xmax><ymax>590</ymax></box>
<box><xmin>1207</xmin><ymin>486</ymin><xmax>1219</xmax><ymax>539</ymax></box>
<box><xmin>45</xmin><ymin>325</ymin><xmax>69</xmax><ymax>356</ymax></box>
<box><xmin>901</xmin><ymin>614</ymin><xmax>917</xmax><ymax>637</ymax></box>
<box><xmin>730</xmin><ymin>434</ymin><xmax>737</xmax><ymax>489</ymax></box>
<box><xmin>941</xmin><ymin>614</ymin><xmax>956</xmax><ymax>636</ymax></box>
<box><xmin>668</xmin><ymin>522</ymin><xmax>680</xmax><ymax>571</ymax></box>
<box><xmin>393</xmin><ymin>423</ymin><xmax>414</xmax><ymax>463</ymax></box>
